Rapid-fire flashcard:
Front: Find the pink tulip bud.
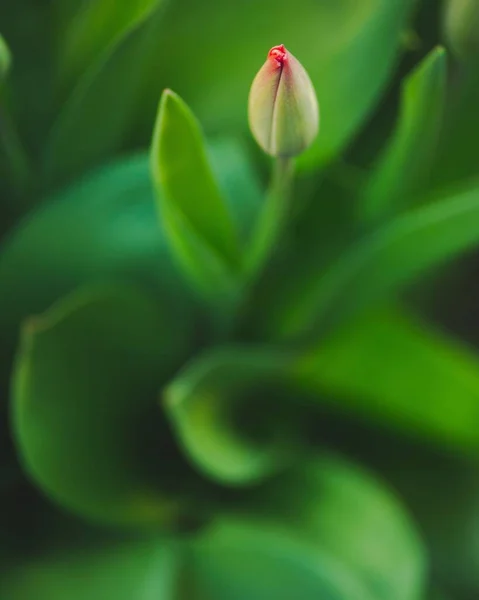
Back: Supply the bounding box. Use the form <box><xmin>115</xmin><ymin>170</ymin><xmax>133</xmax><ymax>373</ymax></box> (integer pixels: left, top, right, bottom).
<box><xmin>248</xmin><ymin>44</ymin><xmax>319</xmax><ymax>158</ymax></box>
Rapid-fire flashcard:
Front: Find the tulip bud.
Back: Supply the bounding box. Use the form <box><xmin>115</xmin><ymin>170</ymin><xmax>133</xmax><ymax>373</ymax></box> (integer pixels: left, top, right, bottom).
<box><xmin>444</xmin><ymin>0</ymin><xmax>479</xmax><ymax>60</ymax></box>
<box><xmin>248</xmin><ymin>44</ymin><xmax>319</xmax><ymax>158</ymax></box>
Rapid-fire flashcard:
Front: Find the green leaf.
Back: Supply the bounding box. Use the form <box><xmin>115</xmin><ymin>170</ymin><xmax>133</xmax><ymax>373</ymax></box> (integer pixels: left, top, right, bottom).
<box><xmin>42</xmin><ymin>6</ymin><xmax>163</xmax><ymax>186</ymax></box>
<box><xmin>242</xmin><ymin>454</ymin><xmax>426</xmax><ymax>600</ymax></box>
<box><xmin>273</xmin><ymin>178</ymin><xmax>479</xmax><ymax>339</ymax></box>
<box><xmin>188</xmin><ymin>518</ymin><xmax>374</xmax><ymax>600</ymax></box>
<box><xmin>164</xmin><ymin>346</ymin><xmax>299</xmax><ymax>486</ymax></box>
<box><xmin>142</xmin><ymin>0</ymin><xmax>416</xmax><ymax>171</ymax></box>
<box><xmin>0</xmin><ymin>33</ymin><xmax>11</xmax><ymax>80</ymax></box>
<box><xmin>0</xmin><ymin>152</ymin><xmax>193</xmax><ymax>366</ymax></box>
<box><xmin>57</xmin><ymin>0</ymin><xmax>164</xmax><ymax>90</ymax></box>
<box><xmin>2</xmin><ymin>538</ymin><xmax>179</xmax><ymax>600</ymax></box>
<box><xmin>2</xmin><ymin>457</ymin><xmax>426</xmax><ymax>600</ymax></box>
<box><xmin>361</xmin><ymin>46</ymin><xmax>447</xmax><ymax>221</ymax></box>
<box><xmin>150</xmin><ymin>90</ymin><xmax>242</xmax><ymax>299</ymax></box>
<box><xmin>295</xmin><ymin>307</ymin><xmax>479</xmax><ymax>455</ymax></box>
<box><xmin>11</xmin><ymin>285</ymin><xmax>194</xmax><ymax>527</ymax></box>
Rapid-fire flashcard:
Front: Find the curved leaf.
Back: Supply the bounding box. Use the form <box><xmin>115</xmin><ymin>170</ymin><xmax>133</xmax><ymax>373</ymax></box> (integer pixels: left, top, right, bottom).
<box><xmin>242</xmin><ymin>454</ymin><xmax>426</xmax><ymax>600</ymax></box>
<box><xmin>2</xmin><ymin>457</ymin><xmax>426</xmax><ymax>600</ymax></box>
<box><xmin>164</xmin><ymin>346</ymin><xmax>298</xmax><ymax>486</ymax></box>
<box><xmin>362</xmin><ymin>46</ymin><xmax>447</xmax><ymax>221</ymax></box>
<box><xmin>274</xmin><ymin>178</ymin><xmax>479</xmax><ymax>339</ymax></box>
<box><xmin>296</xmin><ymin>307</ymin><xmax>479</xmax><ymax>454</ymax></box>
<box><xmin>188</xmin><ymin>518</ymin><xmax>373</xmax><ymax>600</ymax></box>
<box><xmin>11</xmin><ymin>285</ymin><xmax>194</xmax><ymax>527</ymax></box>
<box><xmin>151</xmin><ymin>90</ymin><xmax>242</xmax><ymax>300</ymax></box>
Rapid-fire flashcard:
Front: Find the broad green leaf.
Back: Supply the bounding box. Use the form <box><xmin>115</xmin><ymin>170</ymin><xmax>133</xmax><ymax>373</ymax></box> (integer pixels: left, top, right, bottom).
<box><xmin>272</xmin><ymin>178</ymin><xmax>479</xmax><ymax>339</ymax></box>
<box><xmin>188</xmin><ymin>520</ymin><xmax>372</xmax><ymax>600</ymax></box>
<box><xmin>136</xmin><ymin>0</ymin><xmax>416</xmax><ymax>171</ymax></box>
<box><xmin>164</xmin><ymin>346</ymin><xmax>298</xmax><ymax>486</ymax></box>
<box><xmin>295</xmin><ymin>308</ymin><xmax>479</xmax><ymax>454</ymax></box>
<box><xmin>0</xmin><ymin>33</ymin><xmax>11</xmax><ymax>80</ymax></box>
<box><xmin>362</xmin><ymin>47</ymin><xmax>447</xmax><ymax>221</ymax></box>
<box><xmin>150</xmin><ymin>90</ymin><xmax>242</xmax><ymax>299</ymax></box>
<box><xmin>2</xmin><ymin>538</ymin><xmax>179</xmax><ymax>600</ymax></box>
<box><xmin>0</xmin><ymin>152</ymin><xmax>193</xmax><ymax>368</ymax></box>
<box><xmin>12</xmin><ymin>285</ymin><xmax>196</xmax><ymax>527</ymax></box>
<box><xmin>42</xmin><ymin>8</ymin><xmax>163</xmax><ymax>187</ymax></box>
<box><xmin>0</xmin><ymin>141</ymin><xmax>260</xmax><ymax>366</ymax></box>
<box><xmin>57</xmin><ymin>0</ymin><xmax>164</xmax><ymax>90</ymax></box>
<box><xmin>242</xmin><ymin>454</ymin><xmax>426</xmax><ymax>600</ymax></box>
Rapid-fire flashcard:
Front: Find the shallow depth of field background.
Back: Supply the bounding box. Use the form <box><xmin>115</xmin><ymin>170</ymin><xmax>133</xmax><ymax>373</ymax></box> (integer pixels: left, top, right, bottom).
<box><xmin>2</xmin><ymin>1</ymin><xmax>479</xmax><ymax>599</ymax></box>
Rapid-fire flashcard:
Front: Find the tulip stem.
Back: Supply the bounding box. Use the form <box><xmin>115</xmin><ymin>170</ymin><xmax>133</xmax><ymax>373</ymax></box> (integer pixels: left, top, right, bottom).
<box><xmin>246</xmin><ymin>156</ymin><xmax>295</xmax><ymax>278</ymax></box>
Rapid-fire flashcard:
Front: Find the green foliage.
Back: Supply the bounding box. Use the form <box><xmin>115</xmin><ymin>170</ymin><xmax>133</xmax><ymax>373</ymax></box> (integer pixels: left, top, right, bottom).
<box><xmin>12</xmin><ymin>285</ymin><xmax>193</xmax><ymax>526</ymax></box>
<box><xmin>151</xmin><ymin>90</ymin><xmax>242</xmax><ymax>300</ymax></box>
<box><xmin>2</xmin><ymin>456</ymin><xmax>426</xmax><ymax>600</ymax></box>
<box><xmin>362</xmin><ymin>46</ymin><xmax>447</xmax><ymax>221</ymax></box>
<box><xmin>3</xmin><ymin>1</ymin><xmax>479</xmax><ymax>599</ymax></box>
<box><xmin>165</xmin><ymin>346</ymin><xmax>297</xmax><ymax>485</ymax></box>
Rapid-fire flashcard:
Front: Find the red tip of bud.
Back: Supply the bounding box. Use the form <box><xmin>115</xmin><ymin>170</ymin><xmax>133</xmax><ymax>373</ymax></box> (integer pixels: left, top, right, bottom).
<box><xmin>268</xmin><ymin>44</ymin><xmax>287</xmax><ymax>67</ymax></box>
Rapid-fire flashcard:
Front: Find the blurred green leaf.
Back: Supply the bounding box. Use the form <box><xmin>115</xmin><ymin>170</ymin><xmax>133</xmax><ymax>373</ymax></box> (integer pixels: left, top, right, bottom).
<box><xmin>362</xmin><ymin>46</ymin><xmax>447</xmax><ymax>221</ymax></box>
<box><xmin>295</xmin><ymin>308</ymin><xmax>479</xmax><ymax>455</ymax></box>
<box><xmin>1</xmin><ymin>457</ymin><xmax>425</xmax><ymax>600</ymax></box>
<box><xmin>188</xmin><ymin>521</ymin><xmax>370</xmax><ymax>600</ymax></box>
<box><xmin>57</xmin><ymin>0</ymin><xmax>164</xmax><ymax>90</ymax></box>
<box><xmin>0</xmin><ymin>139</ymin><xmax>261</xmax><ymax>363</ymax></box>
<box><xmin>0</xmin><ymin>33</ymin><xmax>11</xmax><ymax>80</ymax></box>
<box><xmin>142</xmin><ymin>0</ymin><xmax>416</xmax><ymax>171</ymax></box>
<box><xmin>243</xmin><ymin>454</ymin><xmax>426</xmax><ymax>600</ymax></box>
<box><xmin>273</xmin><ymin>178</ymin><xmax>479</xmax><ymax>339</ymax></box>
<box><xmin>42</xmin><ymin>8</ymin><xmax>163</xmax><ymax>187</ymax></box>
<box><xmin>12</xmin><ymin>285</ymin><xmax>192</xmax><ymax>526</ymax></box>
<box><xmin>151</xmin><ymin>90</ymin><xmax>242</xmax><ymax>301</ymax></box>
<box><xmin>0</xmin><ymin>152</ymin><xmax>193</xmax><ymax>364</ymax></box>
<box><xmin>164</xmin><ymin>346</ymin><xmax>298</xmax><ymax>486</ymax></box>
<box><xmin>2</xmin><ymin>537</ymin><xmax>179</xmax><ymax>600</ymax></box>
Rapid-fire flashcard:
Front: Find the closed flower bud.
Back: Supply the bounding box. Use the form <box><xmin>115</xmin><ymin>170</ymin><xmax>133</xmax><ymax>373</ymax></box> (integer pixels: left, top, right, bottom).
<box><xmin>248</xmin><ymin>44</ymin><xmax>319</xmax><ymax>158</ymax></box>
<box><xmin>444</xmin><ymin>0</ymin><xmax>479</xmax><ymax>60</ymax></box>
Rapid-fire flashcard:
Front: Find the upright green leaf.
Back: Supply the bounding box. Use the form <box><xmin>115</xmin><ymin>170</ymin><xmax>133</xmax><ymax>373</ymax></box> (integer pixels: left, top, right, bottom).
<box><xmin>42</xmin><ymin>6</ymin><xmax>163</xmax><ymax>186</ymax></box>
<box><xmin>12</xmin><ymin>285</ymin><xmax>195</xmax><ymax>527</ymax></box>
<box><xmin>295</xmin><ymin>308</ymin><xmax>479</xmax><ymax>454</ymax></box>
<box><xmin>0</xmin><ymin>34</ymin><xmax>11</xmax><ymax>80</ymax></box>
<box><xmin>362</xmin><ymin>47</ymin><xmax>447</xmax><ymax>221</ymax></box>
<box><xmin>272</xmin><ymin>178</ymin><xmax>479</xmax><ymax>339</ymax></box>
<box><xmin>57</xmin><ymin>0</ymin><xmax>164</xmax><ymax>90</ymax></box>
<box><xmin>164</xmin><ymin>346</ymin><xmax>298</xmax><ymax>486</ymax></box>
<box><xmin>150</xmin><ymin>90</ymin><xmax>242</xmax><ymax>299</ymax></box>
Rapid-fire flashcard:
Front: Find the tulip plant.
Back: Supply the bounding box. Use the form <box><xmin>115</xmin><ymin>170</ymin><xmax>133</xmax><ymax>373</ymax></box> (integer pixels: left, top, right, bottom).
<box><xmin>3</xmin><ymin>1</ymin><xmax>479</xmax><ymax>598</ymax></box>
